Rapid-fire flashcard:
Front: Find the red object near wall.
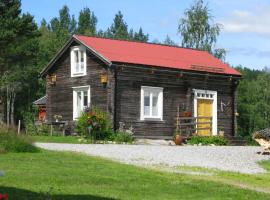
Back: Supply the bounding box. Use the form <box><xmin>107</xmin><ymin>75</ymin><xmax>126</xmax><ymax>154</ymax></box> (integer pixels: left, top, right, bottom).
<box><xmin>0</xmin><ymin>194</ymin><xmax>8</xmax><ymax>200</ymax></box>
<box><xmin>38</xmin><ymin>106</ymin><xmax>46</xmax><ymax>122</ymax></box>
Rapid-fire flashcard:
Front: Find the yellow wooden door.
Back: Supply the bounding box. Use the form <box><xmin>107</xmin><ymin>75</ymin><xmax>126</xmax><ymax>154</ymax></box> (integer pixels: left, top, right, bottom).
<box><xmin>197</xmin><ymin>99</ymin><xmax>213</xmax><ymax>136</ymax></box>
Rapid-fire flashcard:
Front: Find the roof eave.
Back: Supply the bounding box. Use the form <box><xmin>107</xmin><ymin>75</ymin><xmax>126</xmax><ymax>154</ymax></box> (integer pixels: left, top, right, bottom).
<box><xmin>40</xmin><ymin>35</ymin><xmax>112</xmax><ymax>78</ymax></box>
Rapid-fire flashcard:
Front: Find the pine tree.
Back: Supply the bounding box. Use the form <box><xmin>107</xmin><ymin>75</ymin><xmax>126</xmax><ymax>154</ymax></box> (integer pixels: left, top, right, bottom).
<box><xmin>105</xmin><ymin>11</ymin><xmax>129</xmax><ymax>40</ymax></box>
<box><xmin>133</xmin><ymin>27</ymin><xmax>149</xmax><ymax>42</ymax></box>
<box><xmin>0</xmin><ymin>0</ymin><xmax>39</xmax><ymax>126</ymax></box>
<box><xmin>77</xmin><ymin>7</ymin><xmax>97</xmax><ymax>36</ymax></box>
<box><xmin>163</xmin><ymin>35</ymin><xmax>177</xmax><ymax>46</ymax></box>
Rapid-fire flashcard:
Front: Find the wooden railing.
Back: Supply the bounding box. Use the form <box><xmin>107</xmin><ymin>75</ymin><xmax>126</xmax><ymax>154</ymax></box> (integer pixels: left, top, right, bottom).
<box><xmin>176</xmin><ymin>116</ymin><xmax>212</xmax><ymax>136</ymax></box>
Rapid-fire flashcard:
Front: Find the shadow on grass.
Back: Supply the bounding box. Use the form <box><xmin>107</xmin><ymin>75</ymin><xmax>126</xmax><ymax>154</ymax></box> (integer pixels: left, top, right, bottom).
<box><xmin>0</xmin><ymin>186</ymin><xmax>117</xmax><ymax>200</ymax></box>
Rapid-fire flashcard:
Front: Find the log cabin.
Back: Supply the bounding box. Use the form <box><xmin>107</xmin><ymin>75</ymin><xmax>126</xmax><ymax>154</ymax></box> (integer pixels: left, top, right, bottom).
<box><xmin>40</xmin><ymin>34</ymin><xmax>241</xmax><ymax>139</ymax></box>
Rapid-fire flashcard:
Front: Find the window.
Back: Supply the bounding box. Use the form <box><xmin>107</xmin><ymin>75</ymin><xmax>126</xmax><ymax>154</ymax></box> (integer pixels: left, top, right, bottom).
<box><xmin>140</xmin><ymin>86</ymin><xmax>163</xmax><ymax>120</ymax></box>
<box><xmin>73</xmin><ymin>86</ymin><xmax>90</xmax><ymax>120</ymax></box>
<box><xmin>71</xmin><ymin>46</ymin><xmax>86</xmax><ymax>77</ymax></box>
<box><xmin>195</xmin><ymin>90</ymin><xmax>215</xmax><ymax>100</ymax></box>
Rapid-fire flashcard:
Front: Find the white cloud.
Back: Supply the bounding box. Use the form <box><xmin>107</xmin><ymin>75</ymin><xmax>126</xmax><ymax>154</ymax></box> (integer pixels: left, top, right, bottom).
<box><xmin>221</xmin><ymin>6</ymin><xmax>270</xmax><ymax>36</ymax></box>
<box><xmin>228</xmin><ymin>47</ymin><xmax>270</xmax><ymax>58</ymax></box>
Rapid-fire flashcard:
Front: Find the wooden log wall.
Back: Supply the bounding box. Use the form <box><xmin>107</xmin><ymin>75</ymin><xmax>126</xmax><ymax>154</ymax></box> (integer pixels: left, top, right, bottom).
<box><xmin>114</xmin><ymin>64</ymin><xmax>239</xmax><ymax>138</ymax></box>
<box><xmin>46</xmin><ymin>42</ymin><xmax>113</xmax><ymax>125</ymax></box>
<box><xmin>45</xmin><ymin>41</ymin><xmax>239</xmax><ymax>138</ymax></box>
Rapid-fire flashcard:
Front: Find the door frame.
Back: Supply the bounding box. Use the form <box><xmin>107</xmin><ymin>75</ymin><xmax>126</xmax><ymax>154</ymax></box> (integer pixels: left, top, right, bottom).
<box><xmin>193</xmin><ymin>89</ymin><xmax>217</xmax><ymax>135</ymax></box>
<box><xmin>72</xmin><ymin>85</ymin><xmax>91</xmax><ymax>120</ymax></box>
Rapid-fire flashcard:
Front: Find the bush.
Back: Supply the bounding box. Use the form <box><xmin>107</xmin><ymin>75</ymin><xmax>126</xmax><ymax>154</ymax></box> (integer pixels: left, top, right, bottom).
<box><xmin>0</xmin><ymin>125</ymin><xmax>39</xmax><ymax>153</ymax></box>
<box><xmin>188</xmin><ymin>135</ymin><xmax>228</xmax><ymax>146</ymax></box>
<box><xmin>75</xmin><ymin>106</ymin><xmax>113</xmax><ymax>140</ymax></box>
<box><xmin>22</xmin><ymin>110</ymin><xmax>38</xmax><ymax>135</ymax></box>
<box><xmin>112</xmin><ymin>131</ymin><xmax>134</xmax><ymax>144</ymax></box>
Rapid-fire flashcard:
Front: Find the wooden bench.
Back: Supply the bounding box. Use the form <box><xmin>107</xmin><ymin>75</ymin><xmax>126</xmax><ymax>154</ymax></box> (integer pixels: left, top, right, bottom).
<box><xmin>255</xmin><ymin>139</ymin><xmax>270</xmax><ymax>155</ymax></box>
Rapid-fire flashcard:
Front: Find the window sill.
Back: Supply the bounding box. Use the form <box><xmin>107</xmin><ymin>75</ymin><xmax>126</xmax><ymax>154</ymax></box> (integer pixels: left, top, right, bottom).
<box><xmin>71</xmin><ymin>73</ymin><xmax>86</xmax><ymax>77</ymax></box>
<box><xmin>138</xmin><ymin>118</ymin><xmax>165</xmax><ymax>123</ymax></box>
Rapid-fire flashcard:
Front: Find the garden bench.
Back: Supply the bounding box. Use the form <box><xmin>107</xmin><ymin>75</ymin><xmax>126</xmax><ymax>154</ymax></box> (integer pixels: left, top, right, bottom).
<box><xmin>255</xmin><ymin>139</ymin><xmax>270</xmax><ymax>155</ymax></box>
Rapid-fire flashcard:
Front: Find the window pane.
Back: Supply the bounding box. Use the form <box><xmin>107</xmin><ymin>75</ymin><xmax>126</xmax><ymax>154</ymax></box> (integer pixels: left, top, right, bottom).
<box><xmin>144</xmin><ymin>91</ymin><xmax>150</xmax><ymax>116</ymax></box>
<box><xmin>77</xmin><ymin>91</ymin><xmax>82</xmax><ymax>117</ymax></box>
<box><xmin>152</xmin><ymin>92</ymin><xmax>159</xmax><ymax>116</ymax></box>
<box><xmin>83</xmin><ymin>91</ymin><xmax>88</xmax><ymax>107</ymax></box>
<box><xmin>74</xmin><ymin>50</ymin><xmax>79</xmax><ymax>72</ymax></box>
<box><xmin>80</xmin><ymin>50</ymin><xmax>84</xmax><ymax>71</ymax></box>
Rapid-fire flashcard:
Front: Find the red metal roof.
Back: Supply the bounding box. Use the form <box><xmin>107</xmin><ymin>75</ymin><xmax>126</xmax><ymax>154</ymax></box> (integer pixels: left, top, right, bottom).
<box><xmin>75</xmin><ymin>35</ymin><xmax>241</xmax><ymax>76</ymax></box>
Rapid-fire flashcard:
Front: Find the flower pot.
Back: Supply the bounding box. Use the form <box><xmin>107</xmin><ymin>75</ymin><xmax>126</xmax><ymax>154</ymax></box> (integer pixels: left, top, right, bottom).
<box><xmin>175</xmin><ymin>135</ymin><xmax>183</xmax><ymax>145</ymax></box>
<box><xmin>219</xmin><ymin>131</ymin><xmax>224</xmax><ymax>137</ymax></box>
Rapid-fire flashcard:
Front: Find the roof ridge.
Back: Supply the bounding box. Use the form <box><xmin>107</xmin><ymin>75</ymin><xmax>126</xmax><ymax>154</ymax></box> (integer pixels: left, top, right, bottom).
<box><xmin>73</xmin><ymin>34</ymin><xmax>208</xmax><ymax>52</ymax></box>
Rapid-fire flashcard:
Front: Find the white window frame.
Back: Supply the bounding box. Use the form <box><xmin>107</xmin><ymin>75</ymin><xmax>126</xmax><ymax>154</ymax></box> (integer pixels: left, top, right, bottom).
<box><xmin>70</xmin><ymin>46</ymin><xmax>87</xmax><ymax>77</ymax></box>
<box><xmin>140</xmin><ymin>86</ymin><xmax>163</xmax><ymax>121</ymax></box>
<box><xmin>193</xmin><ymin>89</ymin><xmax>217</xmax><ymax>135</ymax></box>
<box><xmin>72</xmin><ymin>85</ymin><xmax>90</xmax><ymax>120</ymax></box>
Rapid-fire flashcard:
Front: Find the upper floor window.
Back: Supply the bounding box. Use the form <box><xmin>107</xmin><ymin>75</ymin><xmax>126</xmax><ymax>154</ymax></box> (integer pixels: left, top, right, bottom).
<box><xmin>140</xmin><ymin>86</ymin><xmax>163</xmax><ymax>120</ymax></box>
<box><xmin>71</xmin><ymin>46</ymin><xmax>86</xmax><ymax>77</ymax></box>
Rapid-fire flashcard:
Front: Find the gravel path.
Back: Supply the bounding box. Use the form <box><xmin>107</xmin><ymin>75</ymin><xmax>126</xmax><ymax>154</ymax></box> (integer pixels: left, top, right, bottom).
<box><xmin>36</xmin><ymin>143</ymin><xmax>270</xmax><ymax>174</ymax></box>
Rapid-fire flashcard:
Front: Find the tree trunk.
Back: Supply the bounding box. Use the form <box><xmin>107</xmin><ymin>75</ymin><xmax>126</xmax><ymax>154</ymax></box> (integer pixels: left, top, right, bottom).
<box><xmin>10</xmin><ymin>90</ymin><xmax>16</xmax><ymax>127</ymax></box>
<box><xmin>6</xmin><ymin>86</ymin><xmax>10</xmax><ymax>127</ymax></box>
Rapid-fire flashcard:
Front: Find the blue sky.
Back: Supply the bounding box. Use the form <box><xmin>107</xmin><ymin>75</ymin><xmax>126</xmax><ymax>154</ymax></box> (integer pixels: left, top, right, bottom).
<box><xmin>21</xmin><ymin>0</ymin><xmax>270</xmax><ymax>70</ymax></box>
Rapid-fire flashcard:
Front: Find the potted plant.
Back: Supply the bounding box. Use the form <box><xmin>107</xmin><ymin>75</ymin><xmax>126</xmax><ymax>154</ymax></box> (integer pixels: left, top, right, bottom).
<box><xmin>218</xmin><ymin>126</ymin><xmax>225</xmax><ymax>136</ymax></box>
<box><xmin>174</xmin><ymin>128</ymin><xmax>183</xmax><ymax>145</ymax></box>
<box><xmin>54</xmin><ymin>114</ymin><xmax>62</xmax><ymax>122</ymax></box>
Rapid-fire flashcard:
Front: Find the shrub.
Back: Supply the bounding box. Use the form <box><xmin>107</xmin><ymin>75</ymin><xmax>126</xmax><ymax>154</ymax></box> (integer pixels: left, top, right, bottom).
<box><xmin>112</xmin><ymin>131</ymin><xmax>134</xmax><ymax>144</ymax></box>
<box><xmin>36</xmin><ymin>124</ymin><xmax>51</xmax><ymax>136</ymax></box>
<box><xmin>75</xmin><ymin>106</ymin><xmax>113</xmax><ymax>140</ymax></box>
<box><xmin>75</xmin><ymin>112</ymin><xmax>89</xmax><ymax>137</ymax></box>
<box><xmin>22</xmin><ymin>110</ymin><xmax>38</xmax><ymax>135</ymax></box>
<box><xmin>188</xmin><ymin>135</ymin><xmax>228</xmax><ymax>146</ymax></box>
<box><xmin>0</xmin><ymin>125</ymin><xmax>39</xmax><ymax>153</ymax></box>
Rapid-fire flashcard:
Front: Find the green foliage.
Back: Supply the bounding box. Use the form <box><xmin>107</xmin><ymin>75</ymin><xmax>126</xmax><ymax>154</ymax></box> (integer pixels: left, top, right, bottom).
<box><xmin>103</xmin><ymin>11</ymin><xmax>149</xmax><ymax>42</ymax></box>
<box><xmin>111</xmin><ymin>131</ymin><xmax>134</xmax><ymax>144</ymax></box>
<box><xmin>178</xmin><ymin>0</ymin><xmax>225</xmax><ymax>60</ymax></box>
<box><xmin>75</xmin><ymin>112</ymin><xmax>89</xmax><ymax>137</ymax></box>
<box><xmin>75</xmin><ymin>106</ymin><xmax>113</xmax><ymax>141</ymax></box>
<box><xmin>0</xmin><ymin>126</ymin><xmax>39</xmax><ymax>153</ymax></box>
<box><xmin>163</xmin><ymin>35</ymin><xmax>177</xmax><ymax>46</ymax></box>
<box><xmin>104</xmin><ymin>11</ymin><xmax>129</xmax><ymax>40</ymax></box>
<box><xmin>188</xmin><ymin>136</ymin><xmax>228</xmax><ymax>146</ymax></box>
<box><xmin>77</xmin><ymin>7</ymin><xmax>97</xmax><ymax>36</ymax></box>
<box><xmin>236</xmin><ymin>67</ymin><xmax>270</xmax><ymax>137</ymax></box>
<box><xmin>0</xmin><ymin>0</ymin><xmax>40</xmax><ymax>126</ymax></box>
<box><xmin>22</xmin><ymin>110</ymin><xmax>38</xmax><ymax>135</ymax></box>
<box><xmin>132</xmin><ymin>27</ymin><xmax>149</xmax><ymax>42</ymax></box>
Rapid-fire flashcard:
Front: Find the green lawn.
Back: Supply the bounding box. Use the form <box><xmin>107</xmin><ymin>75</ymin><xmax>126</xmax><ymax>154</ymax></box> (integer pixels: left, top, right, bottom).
<box><xmin>0</xmin><ymin>150</ymin><xmax>270</xmax><ymax>199</ymax></box>
<box><xmin>31</xmin><ymin>135</ymin><xmax>89</xmax><ymax>144</ymax></box>
<box><xmin>175</xmin><ymin>161</ymin><xmax>270</xmax><ymax>194</ymax></box>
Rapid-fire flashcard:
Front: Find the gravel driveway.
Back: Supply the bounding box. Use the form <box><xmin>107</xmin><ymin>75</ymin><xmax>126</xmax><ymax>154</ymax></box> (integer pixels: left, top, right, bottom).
<box><xmin>36</xmin><ymin>143</ymin><xmax>270</xmax><ymax>174</ymax></box>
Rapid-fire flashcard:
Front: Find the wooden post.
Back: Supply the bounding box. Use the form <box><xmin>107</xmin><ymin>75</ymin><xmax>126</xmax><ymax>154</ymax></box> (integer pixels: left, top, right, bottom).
<box><xmin>50</xmin><ymin>124</ymin><xmax>53</xmax><ymax>136</ymax></box>
<box><xmin>17</xmin><ymin>120</ymin><xmax>21</xmax><ymax>135</ymax></box>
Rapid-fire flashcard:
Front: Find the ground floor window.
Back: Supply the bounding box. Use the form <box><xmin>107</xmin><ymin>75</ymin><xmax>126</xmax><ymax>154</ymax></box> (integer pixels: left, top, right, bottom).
<box><xmin>73</xmin><ymin>85</ymin><xmax>90</xmax><ymax>120</ymax></box>
<box><xmin>140</xmin><ymin>86</ymin><xmax>163</xmax><ymax>120</ymax></box>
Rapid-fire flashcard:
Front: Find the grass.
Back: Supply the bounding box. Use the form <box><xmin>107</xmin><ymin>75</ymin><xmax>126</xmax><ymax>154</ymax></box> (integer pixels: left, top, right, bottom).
<box><xmin>0</xmin><ymin>130</ymin><xmax>39</xmax><ymax>153</ymax></box>
<box><xmin>31</xmin><ymin>135</ymin><xmax>89</xmax><ymax>144</ymax></box>
<box><xmin>0</xmin><ymin>150</ymin><xmax>270</xmax><ymax>199</ymax></box>
<box><xmin>175</xmin><ymin>161</ymin><xmax>270</xmax><ymax>193</ymax></box>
